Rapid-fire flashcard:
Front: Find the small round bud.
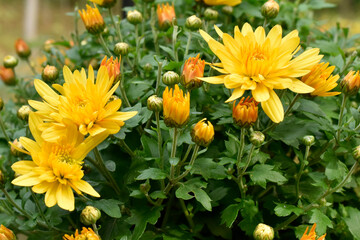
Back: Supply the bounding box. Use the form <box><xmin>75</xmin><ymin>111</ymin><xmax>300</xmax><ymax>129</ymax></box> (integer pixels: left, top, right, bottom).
<box><xmin>140</xmin><ymin>182</ymin><xmax>151</xmax><ymax>194</ymax></box>
<box><xmin>191</xmin><ymin>118</ymin><xmax>215</xmax><ymax>147</ymax></box>
<box><xmin>0</xmin><ymin>67</ymin><xmax>16</xmax><ymax>86</ymax></box>
<box><xmin>204</xmin><ymin>8</ymin><xmax>219</xmax><ymax>21</ymax></box>
<box><xmin>15</xmin><ymin>39</ymin><xmax>31</xmax><ymax>59</ymax></box>
<box><xmin>43</xmin><ymin>39</ymin><xmax>55</xmax><ymax>53</ymax></box>
<box><xmin>253</xmin><ymin>223</ymin><xmax>274</xmax><ymax>240</ymax></box>
<box><xmin>10</xmin><ymin>139</ymin><xmax>25</xmax><ymax>158</ymax></box>
<box><xmin>3</xmin><ymin>55</ymin><xmax>18</xmax><ymax>68</ymax></box>
<box><xmin>114</xmin><ymin>42</ymin><xmax>130</xmax><ymax>56</ymax></box>
<box><xmin>185</xmin><ymin>15</ymin><xmax>202</xmax><ymax>31</ymax></box>
<box><xmin>261</xmin><ymin>0</ymin><xmax>280</xmax><ymax>19</ymax></box>
<box><xmin>353</xmin><ymin>145</ymin><xmax>360</xmax><ymax>162</ymax></box>
<box><xmin>127</xmin><ymin>10</ymin><xmax>143</xmax><ymax>25</ymax></box>
<box><xmin>0</xmin><ymin>170</ymin><xmax>4</xmax><ymax>188</ymax></box>
<box><xmin>147</xmin><ymin>95</ymin><xmax>163</xmax><ymax>112</ymax></box>
<box><xmin>302</xmin><ymin>135</ymin><xmax>315</xmax><ymax>146</ymax></box>
<box><xmin>0</xmin><ymin>225</ymin><xmax>15</xmax><ymax>240</ymax></box>
<box><xmin>42</xmin><ymin>65</ymin><xmax>59</xmax><ymax>83</ymax></box>
<box><xmin>250</xmin><ymin>131</ymin><xmax>265</xmax><ymax>147</ymax></box>
<box><xmin>351</xmin><ymin>101</ymin><xmax>358</xmax><ymax>109</ymax></box>
<box><xmin>17</xmin><ymin>105</ymin><xmax>32</xmax><ymax>121</ymax></box>
<box><xmin>222</xmin><ymin>5</ymin><xmax>233</xmax><ymax>15</ymax></box>
<box><xmin>80</xmin><ymin>206</ymin><xmax>101</xmax><ymax>226</ymax></box>
<box><xmin>162</xmin><ymin>71</ymin><xmax>179</xmax><ymax>86</ymax></box>
<box><xmin>143</xmin><ymin>63</ymin><xmax>153</xmax><ymax>73</ymax></box>
<box><xmin>0</xmin><ymin>97</ymin><xmax>3</xmax><ymax>112</ymax></box>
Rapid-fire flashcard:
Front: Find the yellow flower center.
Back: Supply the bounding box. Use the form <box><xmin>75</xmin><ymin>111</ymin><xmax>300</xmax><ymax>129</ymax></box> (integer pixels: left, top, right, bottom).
<box><xmin>251</xmin><ymin>52</ymin><xmax>266</xmax><ymax>61</ymax></box>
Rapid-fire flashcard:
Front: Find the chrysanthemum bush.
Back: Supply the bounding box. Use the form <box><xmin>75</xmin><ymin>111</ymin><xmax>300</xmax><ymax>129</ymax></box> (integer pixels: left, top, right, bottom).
<box><xmin>1</xmin><ymin>0</ymin><xmax>360</xmax><ymax>239</ymax></box>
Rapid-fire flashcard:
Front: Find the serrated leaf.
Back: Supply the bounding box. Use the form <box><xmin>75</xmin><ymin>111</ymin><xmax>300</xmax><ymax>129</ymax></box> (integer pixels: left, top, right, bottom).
<box><xmin>91</xmin><ymin>199</ymin><xmax>122</xmax><ymax>218</ymax></box>
<box><xmin>136</xmin><ymin>168</ymin><xmax>167</xmax><ymax>180</ymax></box>
<box><xmin>250</xmin><ymin>164</ymin><xmax>287</xmax><ymax>188</ymax></box>
<box><xmin>221</xmin><ymin>204</ymin><xmax>241</xmax><ymax>227</ymax></box>
<box><xmin>344</xmin><ymin>207</ymin><xmax>360</xmax><ymax>239</ymax></box>
<box><xmin>191</xmin><ymin>158</ymin><xmax>227</xmax><ymax>180</ymax></box>
<box><xmin>127</xmin><ymin>206</ymin><xmax>162</xmax><ymax>240</ymax></box>
<box><xmin>309</xmin><ymin>209</ymin><xmax>333</xmax><ymax>235</ymax></box>
<box><xmin>274</xmin><ymin>203</ymin><xmax>304</xmax><ymax>217</ymax></box>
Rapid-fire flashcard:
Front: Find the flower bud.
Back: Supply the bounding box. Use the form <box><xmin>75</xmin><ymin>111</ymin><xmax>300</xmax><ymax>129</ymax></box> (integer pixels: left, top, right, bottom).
<box><xmin>42</xmin><ymin>65</ymin><xmax>59</xmax><ymax>83</ymax></box>
<box><xmin>253</xmin><ymin>223</ymin><xmax>274</xmax><ymax>240</ymax></box>
<box><xmin>78</xmin><ymin>5</ymin><xmax>105</xmax><ymax>35</ymax></box>
<box><xmin>232</xmin><ymin>97</ymin><xmax>258</xmax><ymax>127</ymax></box>
<box><xmin>185</xmin><ymin>15</ymin><xmax>202</xmax><ymax>31</ymax></box>
<box><xmin>127</xmin><ymin>10</ymin><xmax>143</xmax><ymax>25</ymax></box>
<box><xmin>100</xmin><ymin>56</ymin><xmax>121</xmax><ymax>84</ymax></box>
<box><xmin>3</xmin><ymin>55</ymin><xmax>18</xmax><ymax>68</ymax></box>
<box><xmin>17</xmin><ymin>105</ymin><xmax>32</xmax><ymax>121</ymax></box>
<box><xmin>0</xmin><ymin>97</ymin><xmax>3</xmax><ymax>112</ymax></box>
<box><xmin>15</xmin><ymin>38</ymin><xmax>31</xmax><ymax>59</ymax></box>
<box><xmin>250</xmin><ymin>131</ymin><xmax>265</xmax><ymax>147</ymax></box>
<box><xmin>157</xmin><ymin>3</ymin><xmax>176</xmax><ymax>30</ymax></box>
<box><xmin>147</xmin><ymin>95</ymin><xmax>163</xmax><ymax>112</ymax></box>
<box><xmin>163</xmin><ymin>71</ymin><xmax>179</xmax><ymax>86</ymax></box>
<box><xmin>261</xmin><ymin>0</ymin><xmax>280</xmax><ymax>19</ymax></box>
<box><xmin>341</xmin><ymin>70</ymin><xmax>360</xmax><ymax>96</ymax></box>
<box><xmin>353</xmin><ymin>145</ymin><xmax>360</xmax><ymax>162</ymax></box>
<box><xmin>143</xmin><ymin>63</ymin><xmax>153</xmax><ymax>73</ymax></box>
<box><xmin>191</xmin><ymin>118</ymin><xmax>214</xmax><ymax>147</ymax></box>
<box><xmin>114</xmin><ymin>42</ymin><xmax>130</xmax><ymax>56</ymax></box>
<box><xmin>0</xmin><ymin>67</ymin><xmax>16</xmax><ymax>86</ymax></box>
<box><xmin>10</xmin><ymin>139</ymin><xmax>25</xmax><ymax>158</ymax></box>
<box><xmin>0</xmin><ymin>225</ymin><xmax>16</xmax><ymax>240</ymax></box>
<box><xmin>204</xmin><ymin>8</ymin><xmax>219</xmax><ymax>21</ymax></box>
<box><xmin>222</xmin><ymin>5</ymin><xmax>233</xmax><ymax>15</ymax></box>
<box><xmin>351</xmin><ymin>101</ymin><xmax>358</xmax><ymax>109</ymax></box>
<box><xmin>43</xmin><ymin>39</ymin><xmax>55</xmax><ymax>53</ymax></box>
<box><xmin>302</xmin><ymin>135</ymin><xmax>315</xmax><ymax>146</ymax></box>
<box><xmin>163</xmin><ymin>85</ymin><xmax>190</xmax><ymax>128</ymax></box>
<box><xmin>181</xmin><ymin>54</ymin><xmax>205</xmax><ymax>90</ymax></box>
<box><xmin>80</xmin><ymin>206</ymin><xmax>101</xmax><ymax>226</ymax></box>
<box><xmin>140</xmin><ymin>182</ymin><xmax>151</xmax><ymax>194</ymax></box>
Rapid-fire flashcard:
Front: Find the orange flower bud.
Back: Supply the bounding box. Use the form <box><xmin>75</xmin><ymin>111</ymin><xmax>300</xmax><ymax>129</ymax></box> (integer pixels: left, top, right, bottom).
<box><xmin>157</xmin><ymin>3</ymin><xmax>176</xmax><ymax>30</ymax></box>
<box><xmin>191</xmin><ymin>118</ymin><xmax>214</xmax><ymax>147</ymax></box>
<box><xmin>0</xmin><ymin>67</ymin><xmax>16</xmax><ymax>86</ymax></box>
<box><xmin>232</xmin><ymin>97</ymin><xmax>258</xmax><ymax>127</ymax></box>
<box><xmin>341</xmin><ymin>70</ymin><xmax>360</xmax><ymax>96</ymax></box>
<box><xmin>100</xmin><ymin>56</ymin><xmax>121</xmax><ymax>84</ymax></box>
<box><xmin>78</xmin><ymin>5</ymin><xmax>105</xmax><ymax>35</ymax></box>
<box><xmin>181</xmin><ymin>54</ymin><xmax>205</xmax><ymax>90</ymax></box>
<box><xmin>15</xmin><ymin>38</ymin><xmax>31</xmax><ymax>59</ymax></box>
<box><xmin>163</xmin><ymin>85</ymin><xmax>190</xmax><ymax>128</ymax></box>
<box><xmin>0</xmin><ymin>225</ymin><xmax>16</xmax><ymax>240</ymax></box>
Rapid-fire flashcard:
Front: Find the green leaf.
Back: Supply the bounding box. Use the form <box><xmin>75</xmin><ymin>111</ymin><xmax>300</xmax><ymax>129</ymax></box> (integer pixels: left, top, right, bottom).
<box><xmin>274</xmin><ymin>203</ymin><xmax>304</xmax><ymax>217</ymax></box>
<box><xmin>221</xmin><ymin>204</ymin><xmax>241</xmax><ymax>228</ymax></box>
<box><xmin>309</xmin><ymin>209</ymin><xmax>333</xmax><ymax>235</ymax></box>
<box><xmin>169</xmin><ymin>157</ymin><xmax>180</xmax><ymax>166</ymax></box>
<box><xmin>250</xmin><ymin>164</ymin><xmax>287</xmax><ymax>188</ymax></box>
<box><xmin>127</xmin><ymin>206</ymin><xmax>162</xmax><ymax>240</ymax></box>
<box><xmin>191</xmin><ymin>158</ymin><xmax>227</xmax><ymax>180</ymax></box>
<box><xmin>323</xmin><ymin>149</ymin><xmax>347</xmax><ymax>181</ymax></box>
<box><xmin>136</xmin><ymin>168</ymin><xmax>167</xmax><ymax>180</ymax></box>
<box><xmin>91</xmin><ymin>199</ymin><xmax>122</xmax><ymax>218</ymax></box>
<box><xmin>238</xmin><ymin>199</ymin><xmax>261</xmax><ymax>236</ymax></box>
<box><xmin>344</xmin><ymin>207</ymin><xmax>360</xmax><ymax>239</ymax></box>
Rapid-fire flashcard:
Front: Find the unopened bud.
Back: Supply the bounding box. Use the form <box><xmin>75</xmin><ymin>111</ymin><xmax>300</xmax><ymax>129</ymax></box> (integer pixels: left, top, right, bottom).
<box><xmin>185</xmin><ymin>15</ymin><xmax>202</xmax><ymax>31</ymax></box>
<box><xmin>114</xmin><ymin>42</ymin><xmax>130</xmax><ymax>56</ymax></box>
<box><xmin>42</xmin><ymin>65</ymin><xmax>59</xmax><ymax>83</ymax></box>
<box><xmin>80</xmin><ymin>206</ymin><xmax>101</xmax><ymax>226</ymax></box>
<box><xmin>250</xmin><ymin>131</ymin><xmax>265</xmax><ymax>147</ymax></box>
<box><xmin>0</xmin><ymin>225</ymin><xmax>15</xmax><ymax>240</ymax></box>
<box><xmin>204</xmin><ymin>8</ymin><xmax>219</xmax><ymax>21</ymax></box>
<box><xmin>162</xmin><ymin>71</ymin><xmax>179</xmax><ymax>86</ymax></box>
<box><xmin>353</xmin><ymin>145</ymin><xmax>360</xmax><ymax>162</ymax></box>
<box><xmin>261</xmin><ymin>0</ymin><xmax>280</xmax><ymax>19</ymax></box>
<box><xmin>222</xmin><ymin>5</ymin><xmax>233</xmax><ymax>15</ymax></box>
<box><xmin>341</xmin><ymin>71</ymin><xmax>360</xmax><ymax>96</ymax></box>
<box><xmin>15</xmin><ymin>38</ymin><xmax>31</xmax><ymax>59</ymax></box>
<box><xmin>0</xmin><ymin>67</ymin><xmax>16</xmax><ymax>86</ymax></box>
<box><xmin>191</xmin><ymin>118</ymin><xmax>214</xmax><ymax>147</ymax></box>
<box><xmin>43</xmin><ymin>39</ymin><xmax>55</xmax><ymax>53</ymax></box>
<box><xmin>0</xmin><ymin>97</ymin><xmax>3</xmax><ymax>112</ymax></box>
<box><xmin>302</xmin><ymin>135</ymin><xmax>315</xmax><ymax>146</ymax></box>
<box><xmin>253</xmin><ymin>223</ymin><xmax>274</xmax><ymax>240</ymax></box>
<box><xmin>10</xmin><ymin>139</ymin><xmax>25</xmax><ymax>158</ymax></box>
<box><xmin>147</xmin><ymin>95</ymin><xmax>163</xmax><ymax>112</ymax></box>
<box><xmin>140</xmin><ymin>182</ymin><xmax>151</xmax><ymax>194</ymax></box>
<box><xmin>17</xmin><ymin>105</ymin><xmax>32</xmax><ymax>121</ymax></box>
<box><xmin>351</xmin><ymin>101</ymin><xmax>358</xmax><ymax>109</ymax></box>
<box><xmin>143</xmin><ymin>63</ymin><xmax>153</xmax><ymax>73</ymax></box>
<box><xmin>127</xmin><ymin>10</ymin><xmax>143</xmax><ymax>25</ymax></box>
<box><xmin>3</xmin><ymin>56</ymin><xmax>18</xmax><ymax>68</ymax></box>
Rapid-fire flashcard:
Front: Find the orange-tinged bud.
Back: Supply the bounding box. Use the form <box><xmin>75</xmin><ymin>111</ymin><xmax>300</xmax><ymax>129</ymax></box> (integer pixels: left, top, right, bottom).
<box><xmin>181</xmin><ymin>54</ymin><xmax>205</xmax><ymax>90</ymax></box>
<box><xmin>63</xmin><ymin>227</ymin><xmax>100</xmax><ymax>240</ymax></box>
<box><xmin>0</xmin><ymin>67</ymin><xmax>16</xmax><ymax>86</ymax></box>
<box><xmin>163</xmin><ymin>85</ymin><xmax>190</xmax><ymax>128</ymax></box>
<box><xmin>100</xmin><ymin>56</ymin><xmax>121</xmax><ymax>84</ymax></box>
<box><xmin>78</xmin><ymin>5</ymin><xmax>105</xmax><ymax>35</ymax></box>
<box><xmin>15</xmin><ymin>38</ymin><xmax>31</xmax><ymax>59</ymax></box>
<box><xmin>42</xmin><ymin>65</ymin><xmax>59</xmax><ymax>83</ymax></box>
<box><xmin>89</xmin><ymin>0</ymin><xmax>117</xmax><ymax>8</ymax></box>
<box><xmin>0</xmin><ymin>225</ymin><xmax>16</xmax><ymax>240</ymax></box>
<box><xmin>341</xmin><ymin>70</ymin><xmax>360</xmax><ymax>96</ymax></box>
<box><xmin>301</xmin><ymin>62</ymin><xmax>340</xmax><ymax>97</ymax></box>
<box><xmin>10</xmin><ymin>139</ymin><xmax>25</xmax><ymax>157</ymax></box>
<box><xmin>191</xmin><ymin>118</ymin><xmax>214</xmax><ymax>147</ymax></box>
<box><xmin>157</xmin><ymin>3</ymin><xmax>176</xmax><ymax>30</ymax></box>
<box><xmin>232</xmin><ymin>97</ymin><xmax>258</xmax><ymax>127</ymax></box>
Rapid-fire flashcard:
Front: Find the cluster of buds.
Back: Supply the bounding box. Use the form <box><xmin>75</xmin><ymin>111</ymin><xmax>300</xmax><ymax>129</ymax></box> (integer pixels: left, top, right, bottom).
<box><xmin>0</xmin><ymin>67</ymin><xmax>16</xmax><ymax>86</ymax></box>
<box><xmin>253</xmin><ymin>223</ymin><xmax>274</xmax><ymax>240</ymax></box>
<box><xmin>157</xmin><ymin>3</ymin><xmax>176</xmax><ymax>30</ymax></box>
<box><xmin>147</xmin><ymin>95</ymin><xmax>163</xmax><ymax>112</ymax></box>
<box><xmin>0</xmin><ymin>225</ymin><xmax>16</xmax><ymax>240</ymax></box>
<box><xmin>79</xmin><ymin>5</ymin><xmax>105</xmax><ymax>35</ymax></box>
<box><xmin>127</xmin><ymin>10</ymin><xmax>143</xmax><ymax>25</ymax></box>
<box><xmin>181</xmin><ymin>54</ymin><xmax>205</xmax><ymax>90</ymax></box>
<box><xmin>163</xmin><ymin>71</ymin><xmax>179</xmax><ymax>86</ymax></box>
<box><xmin>261</xmin><ymin>0</ymin><xmax>280</xmax><ymax>19</ymax></box>
<box><xmin>42</xmin><ymin>65</ymin><xmax>59</xmax><ymax>83</ymax></box>
<box><xmin>232</xmin><ymin>97</ymin><xmax>258</xmax><ymax>127</ymax></box>
<box><xmin>185</xmin><ymin>15</ymin><xmax>202</xmax><ymax>31</ymax></box>
<box><xmin>3</xmin><ymin>55</ymin><xmax>18</xmax><ymax>69</ymax></box>
<box><xmin>341</xmin><ymin>70</ymin><xmax>360</xmax><ymax>96</ymax></box>
<box><xmin>100</xmin><ymin>56</ymin><xmax>121</xmax><ymax>84</ymax></box>
<box><xmin>17</xmin><ymin>105</ymin><xmax>32</xmax><ymax>121</ymax></box>
<box><xmin>114</xmin><ymin>42</ymin><xmax>130</xmax><ymax>56</ymax></box>
<box><xmin>191</xmin><ymin>118</ymin><xmax>214</xmax><ymax>147</ymax></box>
<box><xmin>163</xmin><ymin>85</ymin><xmax>190</xmax><ymax>128</ymax></box>
<box><xmin>15</xmin><ymin>39</ymin><xmax>31</xmax><ymax>59</ymax></box>
<box><xmin>80</xmin><ymin>206</ymin><xmax>101</xmax><ymax>226</ymax></box>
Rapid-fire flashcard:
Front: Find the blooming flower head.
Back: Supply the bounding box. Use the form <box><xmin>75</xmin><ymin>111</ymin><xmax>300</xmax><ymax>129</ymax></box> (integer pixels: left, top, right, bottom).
<box><xmin>203</xmin><ymin>0</ymin><xmax>242</xmax><ymax>6</ymax></box>
<box><xmin>233</xmin><ymin>97</ymin><xmax>258</xmax><ymax>127</ymax></box>
<box><xmin>191</xmin><ymin>118</ymin><xmax>214</xmax><ymax>147</ymax></box>
<box><xmin>29</xmin><ymin>65</ymin><xmax>137</xmax><ymax>141</ymax></box>
<box><xmin>11</xmin><ymin>113</ymin><xmax>106</xmax><ymax>211</ymax></box>
<box><xmin>100</xmin><ymin>56</ymin><xmax>121</xmax><ymax>84</ymax></box>
<box><xmin>163</xmin><ymin>84</ymin><xmax>190</xmax><ymax>128</ymax></box>
<box><xmin>341</xmin><ymin>70</ymin><xmax>360</xmax><ymax>96</ymax></box>
<box><xmin>78</xmin><ymin>4</ymin><xmax>105</xmax><ymax>35</ymax></box>
<box><xmin>300</xmin><ymin>224</ymin><xmax>326</xmax><ymax>240</ymax></box>
<box><xmin>157</xmin><ymin>3</ymin><xmax>176</xmax><ymax>30</ymax></box>
<box><xmin>199</xmin><ymin>23</ymin><xmax>323</xmax><ymax>123</ymax></box>
<box><xmin>89</xmin><ymin>0</ymin><xmax>117</xmax><ymax>8</ymax></box>
<box><xmin>63</xmin><ymin>227</ymin><xmax>100</xmax><ymax>240</ymax></box>
<box><xmin>301</xmin><ymin>62</ymin><xmax>340</xmax><ymax>97</ymax></box>
<box><xmin>181</xmin><ymin>54</ymin><xmax>205</xmax><ymax>90</ymax></box>
<box><xmin>0</xmin><ymin>225</ymin><xmax>16</xmax><ymax>240</ymax></box>
<box><xmin>15</xmin><ymin>38</ymin><xmax>31</xmax><ymax>58</ymax></box>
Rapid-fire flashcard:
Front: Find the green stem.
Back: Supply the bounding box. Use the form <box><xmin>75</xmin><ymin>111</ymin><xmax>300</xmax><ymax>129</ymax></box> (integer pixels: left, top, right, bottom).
<box><xmin>178</xmin><ymin>144</ymin><xmax>193</xmax><ymax>170</ymax></box>
<box><xmin>1</xmin><ymin>188</ymin><xmax>32</xmax><ymax>219</ymax></box>
<box><xmin>172</xmin><ymin>25</ymin><xmax>179</xmax><ymax>62</ymax></box>
<box><xmin>120</xmin><ymin>59</ymin><xmax>131</xmax><ymax>107</ymax></box>
<box><xmin>74</xmin><ymin>5</ymin><xmax>80</xmax><ymax>46</ymax></box>
<box><xmin>25</xmin><ymin>58</ymin><xmax>37</xmax><ymax>75</ymax></box>
<box><xmin>118</xmin><ymin>139</ymin><xmax>135</xmax><ymax>158</ymax></box>
<box><xmin>170</xmin><ymin>128</ymin><xmax>179</xmax><ymax>180</ymax></box>
<box><xmin>156</xmin><ymin>112</ymin><xmax>163</xmax><ymax>168</ymax></box>
<box><xmin>93</xmin><ymin>147</ymin><xmax>121</xmax><ymax>195</ymax></box>
<box><xmin>108</xmin><ymin>8</ymin><xmax>122</xmax><ymax>42</ymax></box>
<box><xmin>236</xmin><ymin>127</ymin><xmax>246</xmax><ymax>169</ymax></box>
<box><xmin>263</xmin><ymin>18</ymin><xmax>268</xmax><ymax>28</ymax></box>
<box><xmin>98</xmin><ymin>34</ymin><xmax>112</xmax><ymax>56</ymax></box>
<box><xmin>150</xmin><ymin>6</ymin><xmax>160</xmax><ymax>55</ymax></box>
<box><xmin>184</xmin><ymin>32</ymin><xmax>192</xmax><ymax>58</ymax></box>
<box><xmin>31</xmin><ymin>190</ymin><xmax>52</xmax><ymax>229</ymax></box>
<box><xmin>336</xmin><ymin>94</ymin><xmax>348</xmax><ymax>143</ymax></box>
<box><xmin>135</xmin><ymin>24</ymin><xmax>140</xmax><ymax>66</ymax></box>
<box><xmin>0</xmin><ymin>115</ymin><xmax>10</xmax><ymax>142</ymax></box>
<box><xmin>238</xmin><ymin>144</ymin><xmax>255</xmax><ymax>197</ymax></box>
<box><xmin>179</xmin><ymin>198</ymin><xmax>195</xmax><ymax>229</ymax></box>
<box><xmin>155</xmin><ymin>60</ymin><xmax>163</xmax><ymax>96</ymax></box>
<box><xmin>92</xmin><ymin>223</ymin><xmax>99</xmax><ymax>235</ymax></box>
<box><xmin>175</xmin><ymin>145</ymin><xmax>200</xmax><ymax>181</ymax></box>
<box><xmin>295</xmin><ymin>145</ymin><xmax>310</xmax><ymax>199</ymax></box>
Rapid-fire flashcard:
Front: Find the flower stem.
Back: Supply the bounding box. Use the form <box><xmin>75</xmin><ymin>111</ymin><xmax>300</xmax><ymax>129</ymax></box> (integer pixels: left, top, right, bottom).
<box><xmin>236</xmin><ymin>127</ymin><xmax>246</xmax><ymax>169</ymax></box>
<box><xmin>295</xmin><ymin>145</ymin><xmax>310</xmax><ymax>199</ymax></box>
<box><xmin>150</xmin><ymin>7</ymin><xmax>160</xmax><ymax>55</ymax></box>
<box><xmin>92</xmin><ymin>223</ymin><xmax>99</xmax><ymax>235</ymax></box>
<box><xmin>135</xmin><ymin>24</ymin><xmax>140</xmax><ymax>67</ymax></box>
<box><xmin>155</xmin><ymin>60</ymin><xmax>163</xmax><ymax>96</ymax></box>
<box><xmin>118</xmin><ymin>139</ymin><xmax>135</xmax><ymax>158</ymax></box>
<box><xmin>108</xmin><ymin>8</ymin><xmax>123</xmax><ymax>42</ymax></box>
<box><xmin>25</xmin><ymin>58</ymin><xmax>37</xmax><ymax>75</ymax></box>
<box><xmin>175</xmin><ymin>144</ymin><xmax>200</xmax><ymax>181</ymax></box>
<box><xmin>336</xmin><ymin>94</ymin><xmax>348</xmax><ymax>143</ymax></box>
<box><xmin>31</xmin><ymin>190</ymin><xmax>52</xmax><ymax>229</ymax></box>
<box><xmin>0</xmin><ymin>115</ymin><xmax>10</xmax><ymax>142</ymax></box>
<box><xmin>170</xmin><ymin>127</ymin><xmax>179</xmax><ymax>180</ymax></box>
<box><xmin>238</xmin><ymin>144</ymin><xmax>255</xmax><ymax>198</ymax></box>
<box><xmin>184</xmin><ymin>32</ymin><xmax>192</xmax><ymax>58</ymax></box>
<box><xmin>120</xmin><ymin>58</ymin><xmax>131</xmax><ymax>107</ymax></box>
<box><xmin>156</xmin><ymin>112</ymin><xmax>163</xmax><ymax>168</ymax></box>
<box><xmin>1</xmin><ymin>188</ymin><xmax>32</xmax><ymax>219</ymax></box>
<box><xmin>179</xmin><ymin>198</ymin><xmax>195</xmax><ymax>230</ymax></box>
<box><xmin>98</xmin><ymin>34</ymin><xmax>112</xmax><ymax>56</ymax></box>
<box><xmin>172</xmin><ymin>25</ymin><xmax>179</xmax><ymax>62</ymax></box>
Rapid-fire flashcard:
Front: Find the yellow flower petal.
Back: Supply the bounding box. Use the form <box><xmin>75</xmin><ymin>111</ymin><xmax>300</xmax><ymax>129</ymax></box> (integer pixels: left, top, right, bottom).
<box><xmin>261</xmin><ymin>89</ymin><xmax>284</xmax><ymax>123</ymax></box>
<box><xmin>57</xmin><ymin>184</ymin><xmax>75</xmax><ymax>211</ymax></box>
<box><xmin>252</xmin><ymin>83</ymin><xmax>270</xmax><ymax>102</ymax></box>
<box><xmin>72</xmin><ymin>180</ymin><xmax>100</xmax><ymax>197</ymax></box>
<box><xmin>289</xmin><ymin>79</ymin><xmax>315</xmax><ymax>93</ymax></box>
<box><xmin>225</xmin><ymin>88</ymin><xmax>245</xmax><ymax>103</ymax></box>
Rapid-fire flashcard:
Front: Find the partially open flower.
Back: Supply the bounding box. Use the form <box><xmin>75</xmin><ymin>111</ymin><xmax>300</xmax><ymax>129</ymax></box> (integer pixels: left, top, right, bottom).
<box><xmin>0</xmin><ymin>67</ymin><xmax>16</xmax><ymax>86</ymax></box>
<box><xmin>157</xmin><ymin>3</ymin><xmax>176</xmax><ymax>30</ymax></box>
<box><xmin>79</xmin><ymin>4</ymin><xmax>105</xmax><ymax>35</ymax></box>
<box><xmin>341</xmin><ymin>70</ymin><xmax>360</xmax><ymax>96</ymax></box>
<box><xmin>100</xmin><ymin>56</ymin><xmax>121</xmax><ymax>84</ymax></box>
<box><xmin>181</xmin><ymin>54</ymin><xmax>205</xmax><ymax>90</ymax></box>
<box><xmin>300</xmin><ymin>223</ymin><xmax>326</xmax><ymax>240</ymax></box>
<box><xmin>15</xmin><ymin>39</ymin><xmax>31</xmax><ymax>59</ymax></box>
<box><xmin>63</xmin><ymin>227</ymin><xmax>100</xmax><ymax>240</ymax></box>
<box><xmin>10</xmin><ymin>139</ymin><xmax>25</xmax><ymax>157</ymax></box>
<box><xmin>191</xmin><ymin>118</ymin><xmax>214</xmax><ymax>147</ymax></box>
<box><xmin>80</xmin><ymin>206</ymin><xmax>101</xmax><ymax>226</ymax></box>
<box><xmin>0</xmin><ymin>171</ymin><xmax>4</xmax><ymax>188</ymax></box>
<box><xmin>127</xmin><ymin>10</ymin><xmax>143</xmax><ymax>25</ymax></box>
<box><xmin>261</xmin><ymin>0</ymin><xmax>280</xmax><ymax>19</ymax></box>
<box><xmin>232</xmin><ymin>97</ymin><xmax>258</xmax><ymax>127</ymax></box>
<box><xmin>0</xmin><ymin>97</ymin><xmax>3</xmax><ymax>111</ymax></box>
<box><xmin>163</xmin><ymin>85</ymin><xmax>190</xmax><ymax>128</ymax></box>
<box><xmin>0</xmin><ymin>225</ymin><xmax>16</xmax><ymax>240</ymax></box>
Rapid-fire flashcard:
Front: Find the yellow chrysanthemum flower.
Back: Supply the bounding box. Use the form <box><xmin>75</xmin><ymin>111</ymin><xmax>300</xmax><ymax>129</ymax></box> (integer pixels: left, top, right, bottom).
<box><xmin>199</xmin><ymin>23</ymin><xmax>323</xmax><ymax>123</ymax></box>
<box><xmin>63</xmin><ymin>227</ymin><xmax>100</xmax><ymax>240</ymax></box>
<box><xmin>29</xmin><ymin>65</ymin><xmax>137</xmax><ymax>141</ymax></box>
<box><xmin>301</xmin><ymin>62</ymin><xmax>340</xmax><ymax>97</ymax></box>
<box><xmin>163</xmin><ymin>84</ymin><xmax>190</xmax><ymax>128</ymax></box>
<box><xmin>300</xmin><ymin>223</ymin><xmax>326</xmax><ymax>240</ymax></box>
<box><xmin>11</xmin><ymin>113</ymin><xmax>107</xmax><ymax>211</ymax></box>
<box><xmin>203</xmin><ymin>0</ymin><xmax>241</xmax><ymax>6</ymax></box>
<box><xmin>78</xmin><ymin>4</ymin><xmax>105</xmax><ymax>35</ymax></box>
